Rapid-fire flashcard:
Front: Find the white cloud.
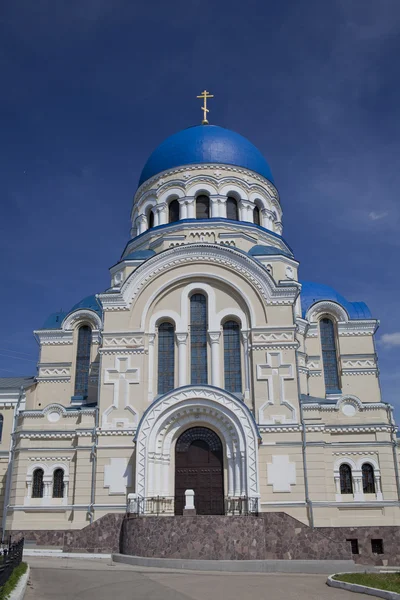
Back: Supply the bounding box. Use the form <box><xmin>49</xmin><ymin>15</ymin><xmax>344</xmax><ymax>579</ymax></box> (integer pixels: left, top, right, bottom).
<box><xmin>380</xmin><ymin>333</ymin><xmax>400</xmax><ymax>348</ymax></box>
<box><xmin>369</xmin><ymin>211</ymin><xmax>388</xmax><ymax>221</ymax></box>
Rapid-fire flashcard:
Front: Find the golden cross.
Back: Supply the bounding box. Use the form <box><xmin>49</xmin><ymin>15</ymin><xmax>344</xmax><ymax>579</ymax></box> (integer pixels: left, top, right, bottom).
<box><xmin>197</xmin><ymin>89</ymin><xmax>214</xmax><ymax>124</ymax></box>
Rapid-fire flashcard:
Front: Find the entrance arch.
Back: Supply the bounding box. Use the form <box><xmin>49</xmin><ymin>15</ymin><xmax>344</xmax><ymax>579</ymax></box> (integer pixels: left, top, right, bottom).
<box><xmin>134</xmin><ymin>386</ymin><xmax>261</xmax><ymax>506</ymax></box>
<box><xmin>175</xmin><ymin>427</ymin><xmax>224</xmax><ymax>515</ymax></box>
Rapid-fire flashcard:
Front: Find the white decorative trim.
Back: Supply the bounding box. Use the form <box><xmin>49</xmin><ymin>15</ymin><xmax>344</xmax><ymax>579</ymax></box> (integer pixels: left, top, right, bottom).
<box><xmin>33</xmin><ymin>330</ymin><xmax>73</xmax><ymax>345</ymax></box>
<box><xmin>306</xmin><ymin>301</ymin><xmax>348</xmax><ymax>323</ymax></box>
<box><xmin>99</xmin><ymin>244</ymin><xmax>298</xmax><ymax>312</ymax></box>
<box><xmin>256</xmin><ymin>351</ymin><xmax>297</xmax><ymax>424</ymax></box>
<box><xmin>62</xmin><ymin>309</ymin><xmax>102</xmax><ymax>332</ymax></box>
<box><xmin>102</xmin><ymin>355</ymin><xmax>139</xmax><ymax>428</ymax></box>
<box><xmin>135</xmin><ymin>386</ymin><xmax>260</xmax><ymax>500</ymax></box>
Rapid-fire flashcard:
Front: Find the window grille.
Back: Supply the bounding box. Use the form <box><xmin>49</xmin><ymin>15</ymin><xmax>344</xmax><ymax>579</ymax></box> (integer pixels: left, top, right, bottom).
<box><xmin>190</xmin><ymin>294</ymin><xmax>208</xmax><ymax>384</ymax></box>
<box><xmin>346</xmin><ymin>539</ymin><xmax>359</xmax><ymax>555</ymax></box>
<box><xmin>253</xmin><ymin>206</ymin><xmax>260</xmax><ymax>226</ymax></box>
<box><xmin>32</xmin><ymin>468</ymin><xmax>44</xmax><ymax>498</ymax></box>
<box><xmin>320</xmin><ymin>317</ymin><xmax>340</xmax><ymax>393</ymax></box>
<box><xmin>158</xmin><ymin>322</ymin><xmax>175</xmax><ymax>394</ymax></box>
<box><xmin>74</xmin><ymin>325</ymin><xmax>92</xmax><ymax>397</ymax></box>
<box><xmin>148</xmin><ymin>210</ymin><xmax>154</xmax><ymax>228</ymax></box>
<box><xmin>339</xmin><ymin>464</ymin><xmax>353</xmax><ymax>494</ymax></box>
<box><xmin>371</xmin><ymin>539</ymin><xmax>384</xmax><ymax>554</ymax></box>
<box><xmin>196</xmin><ymin>195</ymin><xmax>210</xmax><ymax>219</ymax></box>
<box><xmin>53</xmin><ymin>468</ymin><xmax>64</xmax><ymax>498</ymax></box>
<box><xmin>223</xmin><ymin>321</ymin><xmax>242</xmax><ymax>393</ymax></box>
<box><xmin>362</xmin><ymin>463</ymin><xmax>376</xmax><ymax>494</ymax></box>
<box><xmin>226</xmin><ymin>197</ymin><xmax>239</xmax><ymax>221</ymax></box>
<box><xmin>176</xmin><ymin>427</ymin><xmax>222</xmax><ymax>453</ymax></box>
<box><xmin>169</xmin><ymin>200</ymin><xmax>180</xmax><ymax>223</ymax></box>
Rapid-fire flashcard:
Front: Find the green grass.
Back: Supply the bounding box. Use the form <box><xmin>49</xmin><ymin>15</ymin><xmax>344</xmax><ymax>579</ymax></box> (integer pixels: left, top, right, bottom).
<box><xmin>333</xmin><ymin>572</ymin><xmax>400</xmax><ymax>594</ymax></box>
<box><xmin>0</xmin><ymin>562</ymin><xmax>28</xmax><ymax>600</ymax></box>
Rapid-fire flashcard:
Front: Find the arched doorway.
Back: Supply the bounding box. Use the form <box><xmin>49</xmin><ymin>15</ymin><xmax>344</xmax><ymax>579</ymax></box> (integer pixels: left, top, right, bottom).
<box><xmin>175</xmin><ymin>427</ymin><xmax>224</xmax><ymax>515</ymax></box>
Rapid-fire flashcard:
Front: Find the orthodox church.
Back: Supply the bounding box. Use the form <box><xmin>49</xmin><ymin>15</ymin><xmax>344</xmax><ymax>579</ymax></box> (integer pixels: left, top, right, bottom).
<box><xmin>1</xmin><ymin>95</ymin><xmax>399</xmax><ymax>559</ymax></box>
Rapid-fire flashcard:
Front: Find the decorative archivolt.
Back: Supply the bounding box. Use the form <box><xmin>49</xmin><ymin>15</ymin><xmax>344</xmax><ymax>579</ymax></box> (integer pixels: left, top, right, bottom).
<box><xmin>99</xmin><ymin>243</ymin><xmax>299</xmax><ymax>312</ymax></box>
<box><xmin>62</xmin><ymin>309</ymin><xmax>102</xmax><ymax>332</ymax></box>
<box><xmin>134</xmin><ymin>386</ymin><xmax>260</xmax><ymax>499</ymax></box>
<box><xmin>306</xmin><ymin>301</ymin><xmax>348</xmax><ymax>324</ymax></box>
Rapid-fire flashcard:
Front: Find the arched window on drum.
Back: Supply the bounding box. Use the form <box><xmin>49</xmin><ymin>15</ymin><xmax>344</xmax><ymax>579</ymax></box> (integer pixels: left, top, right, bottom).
<box><xmin>169</xmin><ymin>199</ymin><xmax>180</xmax><ymax>223</ymax></box>
<box><xmin>196</xmin><ymin>195</ymin><xmax>210</xmax><ymax>219</ymax></box>
<box><xmin>223</xmin><ymin>320</ymin><xmax>242</xmax><ymax>393</ymax></box>
<box><xmin>226</xmin><ymin>197</ymin><xmax>239</xmax><ymax>221</ymax></box>
<box><xmin>362</xmin><ymin>463</ymin><xmax>376</xmax><ymax>494</ymax></box>
<box><xmin>158</xmin><ymin>322</ymin><xmax>175</xmax><ymax>394</ymax></box>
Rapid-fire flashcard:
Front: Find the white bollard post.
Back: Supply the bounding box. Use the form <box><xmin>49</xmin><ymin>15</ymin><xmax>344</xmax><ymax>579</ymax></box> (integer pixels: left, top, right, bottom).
<box><xmin>183</xmin><ymin>489</ymin><xmax>196</xmax><ymax>515</ymax></box>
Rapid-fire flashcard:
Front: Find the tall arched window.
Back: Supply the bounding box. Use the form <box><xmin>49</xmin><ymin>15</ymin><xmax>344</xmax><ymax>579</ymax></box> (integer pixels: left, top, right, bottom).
<box><xmin>253</xmin><ymin>206</ymin><xmax>260</xmax><ymax>225</ymax></box>
<box><xmin>0</xmin><ymin>415</ymin><xmax>3</xmax><ymax>442</ymax></box>
<box><xmin>53</xmin><ymin>468</ymin><xmax>65</xmax><ymax>498</ymax></box>
<box><xmin>32</xmin><ymin>468</ymin><xmax>44</xmax><ymax>498</ymax></box>
<box><xmin>196</xmin><ymin>195</ymin><xmax>210</xmax><ymax>219</ymax></box>
<box><xmin>226</xmin><ymin>197</ymin><xmax>239</xmax><ymax>221</ymax></box>
<box><xmin>190</xmin><ymin>294</ymin><xmax>208</xmax><ymax>384</ymax></box>
<box><xmin>223</xmin><ymin>321</ymin><xmax>242</xmax><ymax>393</ymax></box>
<box><xmin>148</xmin><ymin>209</ymin><xmax>154</xmax><ymax>228</ymax></box>
<box><xmin>362</xmin><ymin>463</ymin><xmax>376</xmax><ymax>494</ymax></box>
<box><xmin>74</xmin><ymin>325</ymin><xmax>92</xmax><ymax>398</ymax></box>
<box><xmin>339</xmin><ymin>464</ymin><xmax>353</xmax><ymax>494</ymax></box>
<box><xmin>169</xmin><ymin>199</ymin><xmax>180</xmax><ymax>223</ymax></box>
<box><xmin>320</xmin><ymin>317</ymin><xmax>340</xmax><ymax>393</ymax></box>
<box><xmin>158</xmin><ymin>322</ymin><xmax>175</xmax><ymax>394</ymax></box>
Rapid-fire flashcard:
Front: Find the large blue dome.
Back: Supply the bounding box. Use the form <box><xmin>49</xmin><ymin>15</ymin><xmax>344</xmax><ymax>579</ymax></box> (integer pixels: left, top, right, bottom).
<box><xmin>138</xmin><ymin>125</ymin><xmax>274</xmax><ymax>187</ymax></box>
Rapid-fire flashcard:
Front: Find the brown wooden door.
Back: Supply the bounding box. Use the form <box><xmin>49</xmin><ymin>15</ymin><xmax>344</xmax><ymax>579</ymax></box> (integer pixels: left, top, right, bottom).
<box><xmin>175</xmin><ymin>427</ymin><xmax>224</xmax><ymax>515</ymax></box>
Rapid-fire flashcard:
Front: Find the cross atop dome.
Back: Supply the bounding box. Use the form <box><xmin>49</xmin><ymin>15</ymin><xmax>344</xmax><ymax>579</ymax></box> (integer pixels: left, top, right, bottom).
<box><xmin>196</xmin><ymin>89</ymin><xmax>214</xmax><ymax>124</ymax></box>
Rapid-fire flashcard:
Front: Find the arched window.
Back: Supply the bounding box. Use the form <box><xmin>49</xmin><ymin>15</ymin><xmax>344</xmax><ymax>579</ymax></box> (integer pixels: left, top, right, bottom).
<box><xmin>253</xmin><ymin>206</ymin><xmax>260</xmax><ymax>226</ymax></box>
<box><xmin>196</xmin><ymin>195</ymin><xmax>210</xmax><ymax>219</ymax></box>
<box><xmin>362</xmin><ymin>463</ymin><xmax>376</xmax><ymax>494</ymax></box>
<box><xmin>74</xmin><ymin>325</ymin><xmax>92</xmax><ymax>398</ymax></box>
<box><xmin>0</xmin><ymin>415</ymin><xmax>3</xmax><ymax>442</ymax></box>
<box><xmin>169</xmin><ymin>199</ymin><xmax>180</xmax><ymax>223</ymax></box>
<box><xmin>158</xmin><ymin>322</ymin><xmax>175</xmax><ymax>394</ymax></box>
<box><xmin>53</xmin><ymin>468</ymin><xmax>65</xmax><ymax>498</ymax></box>
<box><xmin>148</xmin><ymin>209</ymin><xmax>154</xmax><ymax>228</ymax></box>
<box><xmin>320</xmin><ymin>317</ymin><xmax>340</xmax><ymax>393</ymax></box>
<box><xmin>190</xmin><ymin>294</ymin><xmax>208</xmax><ymax>384</ymax></box>
<box><xmin>339</xmin><ymin>464</ymin><xmax>353</xmax><ymax>494</ymax></box>
<box><xmin>32</xmin><ymin>468</ymin><xmax>44</xmax><ymax>498</ymax></box>
<box><xmin>223</xmin><ymin>321</ymin><xmax>242</xmax><ymax>393</ymax></box>
<box><xmin>226</xmin><ymin>197</ymin><xmax>239</xmax><ymax>221</ymax></box>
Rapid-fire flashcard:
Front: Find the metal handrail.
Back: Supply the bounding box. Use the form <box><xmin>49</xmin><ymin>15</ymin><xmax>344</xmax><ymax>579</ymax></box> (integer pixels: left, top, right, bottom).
<box><xmin>0</xmin><ymin>537</ymin><xmax>24</xmax><ymax>587</ymax></box>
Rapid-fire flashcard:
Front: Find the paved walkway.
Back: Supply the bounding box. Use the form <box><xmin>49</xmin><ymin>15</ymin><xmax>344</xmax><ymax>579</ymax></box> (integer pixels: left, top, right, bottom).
<box><xmin>25</xmin><ymin>556</ymin><xmax>366</xmax><ymax>600</ymax></box>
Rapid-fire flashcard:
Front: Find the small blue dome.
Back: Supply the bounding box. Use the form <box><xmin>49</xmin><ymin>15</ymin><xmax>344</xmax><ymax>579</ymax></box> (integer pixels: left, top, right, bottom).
<box><xmin>70</xmin><ymin>294</ymin><xmax>102</xmax><ymax>315</ymax></box>
<box><xmin>248</xmin><ymin>245</ymin><xmax>293</xmax><ymax>258</ymax></box>
<box><xmin>42</xmin><ymin>311</ymin><xmax>66</xmax><ymax>329</ymax></box>
<box><xmin>138</xmin><ymin>125</ymin><xmax>274</xmax><ymax>187</ymax></box>
<box><xmin>300</xmin><ymin>281</ymin><xmax>372</xmax><ymax>320</ymax></box>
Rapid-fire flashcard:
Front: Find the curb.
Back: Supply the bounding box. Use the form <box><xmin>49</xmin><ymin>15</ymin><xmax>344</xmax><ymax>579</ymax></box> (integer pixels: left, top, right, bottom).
<box><xmin>24</xmin><ymin>550</ymin><xmax>111</xmax><ymax>559</ymax></box>
<box><xmin>8</xmin><ymin>564</ymin><xmax>30</xmax><ymax>600</ymax></box>
<box><xmin>113</xmin><ymin>553</ymin><xmax>358</xmax><ymax>574</ymax></box>
<box><xmin>327</xmin><ymin>573</ymin><xmax>400</xmax><ymax>599</ymax></box>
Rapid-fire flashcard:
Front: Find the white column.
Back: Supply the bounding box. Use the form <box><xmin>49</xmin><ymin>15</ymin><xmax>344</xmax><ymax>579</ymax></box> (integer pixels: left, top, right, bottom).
<box><xmin>334</xmin><ymin>475</ymin><xmax>341</xmax><ymax>502</ymax></box>
<box><xmin>208</xmin><ymin>331</ymin><xmax>221</xmax><ymax>387</ymax></box>
<box><xmin>240</xmin><ymin>451</ymin><xmax>246</xmax><ymax>496</ymax></box>
<box><xmin>153</xmin><ymin>208</ymin><xmax>159</xmax><ymax>227</ymax></box>
<box><xmin>239</xmin><ymin>201</ymin><xmax>253</xmax><ymax>222</ymax></box>
<box><xmin>137</xmin><ymin>214</ymin><xmax>147</xmax><ymax>234</ymax></box>
<box><xmin>241</xmin><ymin>331</ymin><xmax>250</xmax><ymax>400</ymax></box>
<box><xmin>148</xmin><ymin>334</ymin><xmax>155</xmax><ymax>401</ymax></box>
<box><xmin>210</xmin><ymin>196</ymin><xmax>219</xmax><ymax>218</ymax></box>
<box><xmin>179</xmin><ymin>199</ymin><xmax>188</xmax><ymax>220</ymax></box>
<box><xmin>187</xmin><ymin>197</ymin><xmax>195</xmax><ymax>218</ymax></box>
<box><xmin>157</xmin><ymin>203</ymin><xmax>167</xmax><ymax>225</ymax></box>
<box><xmin>176</xmin><ymin>333</ymin><xmax>188</xmax><ymax>387</ymax></box>
<box><xmin>261</xmin><ymin>209</ymin><xmax>272</xmax><ymax>229</ymax></box>
<box><xmin>376</xmin><ymin>475</ymin><xmax>383</xmax><ymax>501</ymax></box>
<box><xmin>227</xmin><ymin>455</ymin><xmax>234</xmax><ymax>496</ymax></box>
<box><xmin>63</xmin><ymin>480</ymin><xmax>69</xmax><ymax>505</ymax></box>
<box><xmin>353</xmin><ymin>472</ymin><xmax>364</xmax><ymax>501</ymax></box>
<box><xmin>219</xmin><ymin>198</ymin><xmax>227</xmax><ymax>218</ymax></box>
<box><xmin>234</xmin><ymin>452</ymin><xmax>241</xmax><ymax>496</ymax></box>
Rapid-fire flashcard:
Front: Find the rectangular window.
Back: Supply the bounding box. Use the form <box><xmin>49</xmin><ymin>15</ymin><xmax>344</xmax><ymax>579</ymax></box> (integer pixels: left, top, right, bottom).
<box><xmin>346</xmin><ymin>539</ymin><xmax>359</xmax><ymax>555</ymax></box>
<box><xmin>371</xmin><ymin>539</ymin><xmax>384</xmax><ymax>555</ymax></box>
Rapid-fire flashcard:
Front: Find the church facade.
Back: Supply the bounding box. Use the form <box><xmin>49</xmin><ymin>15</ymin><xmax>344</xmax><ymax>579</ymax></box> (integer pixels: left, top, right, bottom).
<box><xmin>1</xmin><ymin>119</ymin><xmax>400</xmax><ymax>542</ymax></box>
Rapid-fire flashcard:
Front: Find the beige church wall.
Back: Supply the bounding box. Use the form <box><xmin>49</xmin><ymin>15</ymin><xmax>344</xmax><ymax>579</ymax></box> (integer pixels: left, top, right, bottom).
<box><xmin>312</xmin><ymin>505</ymin><xmax>400</xmax><ymax>528</ymax></box>
<box><xmin>340</xmin><ymin>375</ymin><xmax>380</xmax><ymax>402</ymax></box>
<box><xmin>0</xmin><ymin>406</ymin><xmax>16</xmax><ymax>451</ymax></box>
<box><xmin>258</xmin><ymin>444</ymin><xmax>306</xmax><ymax>503</ymax></box>
<box><xmin>338</xmin><ymin>335</ymin><xmax>375</xmax><ymax>355</ymax></box>
<box><xmin>95</xmin><ymin>448</ymin><xmax>134</xmax><ymax>506</ymax></box>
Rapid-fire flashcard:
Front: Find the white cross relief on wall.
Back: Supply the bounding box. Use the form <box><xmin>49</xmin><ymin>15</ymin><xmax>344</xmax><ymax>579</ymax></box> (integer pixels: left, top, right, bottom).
<box><xmin>267</xmin><ymin>455</ymin><xmax>296</xmax><ymax>492</ymax></box>
<box><xmin>102</xmin><ymin>356</ymin><xmax>139</xmax><ymax>428</ymax></box>
<box><xmin>257</xmin><ymin>351</ymin><xmax>296</xmax><ymax>423</ymax></box>
<box><xmin>104</xmin><ymin>458</ymin><xmax>132</xmax><ymax>494</ymax></box>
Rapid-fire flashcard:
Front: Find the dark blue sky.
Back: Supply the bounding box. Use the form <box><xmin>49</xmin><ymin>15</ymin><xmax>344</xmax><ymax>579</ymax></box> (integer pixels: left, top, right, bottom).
<box><xmin>1</xmin><ymin>1</ymin><xmax>399</xmax><ymax>413</ymax></box>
